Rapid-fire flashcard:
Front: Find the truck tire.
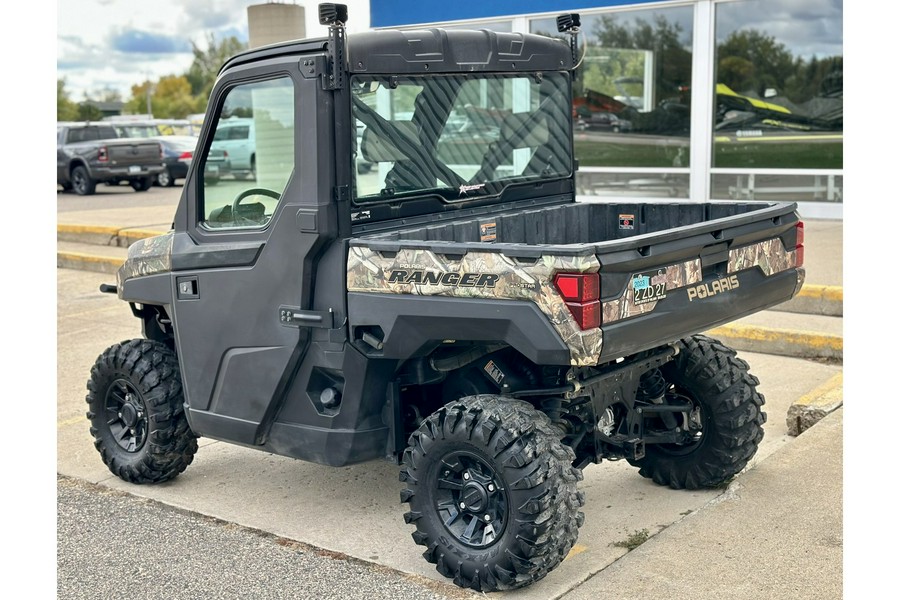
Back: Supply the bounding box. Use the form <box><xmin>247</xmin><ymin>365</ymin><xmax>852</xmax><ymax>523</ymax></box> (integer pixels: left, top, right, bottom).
<box><xmin>71</xmin><ymin>165</ymin><xmax>96</xmax><ymax>196</ymax></box>
<box><xmin>130</xmin><ymin>177</ymin><xmax>153</xmax><ymax>192</ymax></box>
<box><xmin>86</xmin><ymin>339</ymin><xmax>198</xmax><ymax>484</ymax></box>
<box><xmin>627</xmin><ymin>334</ymin><xmax>766</xmax><ymax>490</ymax></box>
<box><xmin>400</xmin><ymin>395</ymin><xmax>585</xmax><ymax>592</ymax></box>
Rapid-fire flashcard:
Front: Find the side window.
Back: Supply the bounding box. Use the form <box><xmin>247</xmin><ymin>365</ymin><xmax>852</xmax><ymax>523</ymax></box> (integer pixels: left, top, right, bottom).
<box><xmin>200</xmin><ymin>76</ymin><xmax>295</xmax><ymax>229</ymax></box>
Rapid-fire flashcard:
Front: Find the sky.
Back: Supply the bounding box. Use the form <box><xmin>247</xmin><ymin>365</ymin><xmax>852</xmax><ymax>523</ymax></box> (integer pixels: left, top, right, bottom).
<box><xmin>57</xmin><ymin>0</ymin><xmax>372</xmax><ymax>101</ymax></box>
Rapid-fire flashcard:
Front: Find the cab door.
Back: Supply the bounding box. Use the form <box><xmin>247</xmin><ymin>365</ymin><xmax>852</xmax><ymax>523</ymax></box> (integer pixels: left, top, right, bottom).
<box><xmin>168</xmin><ymin>51</ymin><xmax>337</xmax><ymax>446</ymax></box>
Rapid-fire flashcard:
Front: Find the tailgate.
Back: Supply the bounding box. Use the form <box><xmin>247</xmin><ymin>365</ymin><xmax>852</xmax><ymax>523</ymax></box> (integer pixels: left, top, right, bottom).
<box><xmin>595</xmin><ymin>210</ymin><xmax>804</xmax><ymax>359</ymax></box>
<box><xmin>107</xmin><ymin>140</ymin><xmax>161</xmax><ymax>165</ymax></box>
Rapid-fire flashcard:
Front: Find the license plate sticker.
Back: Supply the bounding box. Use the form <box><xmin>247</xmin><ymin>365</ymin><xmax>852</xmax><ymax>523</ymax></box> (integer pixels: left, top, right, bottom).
<box><xmin>128</xmin><ymin>166</ymin><xmax>141</xmax><ymax>174</ymax></box>
<box><xmin>632</xmin><ymin>270</ymin><xmax>667</xmax><ymax>305</ymax></box>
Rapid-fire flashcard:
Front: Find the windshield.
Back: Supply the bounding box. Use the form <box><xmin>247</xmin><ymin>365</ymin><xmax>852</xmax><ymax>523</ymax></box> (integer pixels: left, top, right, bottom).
<box><xmin>351</xmin><ymin>72</ymin><xmax>572</xmax><ymax>203</ymax></box>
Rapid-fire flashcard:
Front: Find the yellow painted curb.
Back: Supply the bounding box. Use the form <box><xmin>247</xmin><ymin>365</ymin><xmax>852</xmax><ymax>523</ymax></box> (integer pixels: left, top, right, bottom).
<box><xmin>57</xmin><ymin>251</ymin><xmax>124</xmax><ymax>274</ymax></box>
<box><xmin>706</xmin><ymin>323</ymin><xmax>842</xmax><ymax>360</ymax></box>
<box><xmin>796</xmin><ymin>284</ymin><xmax>842</xmax><ymax>303</ymax></box>
<box><xmin>57</xmin><ymin>224</ymin><xmax>120</xmax><ymax>236</ymax></box>
<box><xmin>786</xmin><ymin>372</ymin><xmax>843</xmax><ymax>436</ymax></box>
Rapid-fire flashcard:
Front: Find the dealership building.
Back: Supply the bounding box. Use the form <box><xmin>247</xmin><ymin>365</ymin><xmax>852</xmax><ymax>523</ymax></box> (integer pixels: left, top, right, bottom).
<box><xmin>353</xmin><ymin>0</ymin><xmax>843</xmax><ymax>219</ymax></box>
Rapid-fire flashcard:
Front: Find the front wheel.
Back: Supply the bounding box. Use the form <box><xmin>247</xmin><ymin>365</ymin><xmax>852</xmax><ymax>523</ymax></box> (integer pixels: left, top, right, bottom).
<box><xmin>86</xmin><ymin>339</ymin><xmax>198</xmax><ymax>484</ymax></box>
<box><xmin>627</xmin><ymin>335</ymin><xmax>766</xmax><ymax>490</ymax></box>
<box><xmin>401</xmin><ymin>395</ymin><xmax>584</xmax><ymax>592</ymax></box>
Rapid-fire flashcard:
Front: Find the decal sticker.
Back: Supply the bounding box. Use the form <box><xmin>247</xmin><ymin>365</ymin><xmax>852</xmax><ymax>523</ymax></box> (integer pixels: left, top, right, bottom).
<box><xmin>479</xmin><ymin>221</ymin><xmax>497</xmax><ymax>243</ymax></box>
<box><xmin>619</xmin><ymin>214</ymin><xmax>635</xmax><ymax>230</ymax></box>
<box><xmin>483</xmin><ymin>360</ymin><xmax>505</xmax><ymax>384</ymax></box>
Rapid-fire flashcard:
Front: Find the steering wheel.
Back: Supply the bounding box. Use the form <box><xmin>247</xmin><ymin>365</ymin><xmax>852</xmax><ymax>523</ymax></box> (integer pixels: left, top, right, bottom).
<box><xmin>232</xmin><ymin>188</ymin><xmax>280</xmax><ymax>225</ymax></box>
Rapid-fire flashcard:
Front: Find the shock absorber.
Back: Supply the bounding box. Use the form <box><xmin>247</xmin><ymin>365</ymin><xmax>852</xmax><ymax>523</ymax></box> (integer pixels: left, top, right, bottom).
<box><xmin>637</xmin><ymin>369</ymin><xmax>677</xmax><ymax>429</ymax></box>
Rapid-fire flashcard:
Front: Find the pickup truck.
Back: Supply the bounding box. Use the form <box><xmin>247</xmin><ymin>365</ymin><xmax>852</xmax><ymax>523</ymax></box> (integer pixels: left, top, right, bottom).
<box><xmin>57</xmin><ymin>123</ymin><xmax>165</xmax><ymax>195</ymax></box>
<box><xmin>84</xmin><ymin>4</ymin><xmax>805</xmax><ymax>592</ymax></box>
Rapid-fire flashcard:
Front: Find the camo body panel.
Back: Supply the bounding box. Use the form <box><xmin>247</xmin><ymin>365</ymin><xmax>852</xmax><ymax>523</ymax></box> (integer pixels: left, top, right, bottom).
<box><xmin>347</xmin><ymin>246</ymin><xmax>603</xmax><ymax>365</ymax></box>
<box><xmin>116</xmin><ymin>233</ymin><xmax>174</xmax><ymax>290</ymax></box>
<box><xmin>601</xmin><ymin>259</ymin><xmax>702</xmax><ymax>324</ymax></box>
<box><xmin>727</xmin><ymin>237</ymin><xmax>797</xmax><ymax>276</ymax></box>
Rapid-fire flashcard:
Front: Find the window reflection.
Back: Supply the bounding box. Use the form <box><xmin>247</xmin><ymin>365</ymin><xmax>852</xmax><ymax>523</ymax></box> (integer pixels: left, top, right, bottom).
<box><xmin>714</xmin><ymin>0</ymin><xmax>843</xmax><ymax>169</ymax></box>
<box><xmin>532</xmin><ymin>6</ymin><xmax>693</xmax><ymax>169</ymax></box>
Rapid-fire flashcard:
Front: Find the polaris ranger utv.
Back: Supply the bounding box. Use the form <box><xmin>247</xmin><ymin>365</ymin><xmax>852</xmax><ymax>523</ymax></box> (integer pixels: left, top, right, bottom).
<box><xmin>86</xmin><ymin>4</ymin><xmax>805</xmax><ymax>592</ymax></box>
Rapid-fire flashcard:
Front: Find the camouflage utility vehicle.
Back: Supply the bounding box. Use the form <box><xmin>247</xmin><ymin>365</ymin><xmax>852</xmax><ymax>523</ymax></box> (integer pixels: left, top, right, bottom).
<box><xmin>87</xmin><ymin>4</ymin><xmax>805</xmax><ymax>592</ymax></box>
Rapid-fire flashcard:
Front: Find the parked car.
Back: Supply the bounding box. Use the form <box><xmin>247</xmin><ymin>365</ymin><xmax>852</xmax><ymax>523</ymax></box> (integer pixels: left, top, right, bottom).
<box><xmin>210</xmin><ymin>117</ymin><xmax>256</xmax><ymax>179</ymax></box>
<box><xmin>574</xmin><ymin>110</ymin><xmax>633</xmax><ymax>133</ymax></box>
<box><xmin>152</xmin><ymin>136</ymin><xmax>231</xmax><ymax>187</ymax></box>
<box><xmin>57</xmin><ymin>122</ymin><xmax>164</xmax><ymax>195</ymax></box>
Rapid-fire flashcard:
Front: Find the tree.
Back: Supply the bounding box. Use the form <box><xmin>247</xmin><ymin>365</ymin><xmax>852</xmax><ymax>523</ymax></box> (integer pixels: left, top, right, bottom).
<box><xmin>57</xmin><ymin>79</ymin><xmax>79</xmax><ymax>121</ymax></box>
<box><xmin>124</xmin><ymin>75</ymin><xmax>204</xmax><ymax>119</ymax></box>
<box><xmin>186</xmin><ymin>34</ymin><xmax>248</xmax><ymax>99</ymax></box>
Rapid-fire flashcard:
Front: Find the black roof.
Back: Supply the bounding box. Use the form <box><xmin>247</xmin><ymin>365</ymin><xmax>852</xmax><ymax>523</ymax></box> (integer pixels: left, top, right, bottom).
<box><xmin>220</xmin><ymin>28</ymin><xmax>571</xmax><ymax>76</ymax></box>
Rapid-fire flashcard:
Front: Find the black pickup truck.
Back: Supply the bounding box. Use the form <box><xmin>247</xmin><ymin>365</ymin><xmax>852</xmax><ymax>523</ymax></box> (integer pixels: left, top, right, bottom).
<box><xmin>57</xmin><ymin>122</ymin><xmax>165</xmax><ymax>195</ymax></box>
<box><xmin>85</xmin><ymin>4</ymin><xmax>805</xmax><ymax>592</ymax></box>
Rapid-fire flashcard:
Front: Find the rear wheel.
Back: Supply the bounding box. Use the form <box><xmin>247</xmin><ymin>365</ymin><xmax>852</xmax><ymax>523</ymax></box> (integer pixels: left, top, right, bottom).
<box><xmin>627</xmin><ymin>335</ymin><xmax>766</xmax><ymax>489</ymax></box>
<box><xmin>86</xmin><ymin>339</ymin><xmax>198</xmax><ymax>484</ymax></box>
<box><xmin>71</xmin><ymin>166</ymin><xmax>96</xmax><ymax>196</ymax></box>
<box><xmin>401</xmin><ymin>395</ymin><xmax>584</xmax><ymax>592</ymax></box>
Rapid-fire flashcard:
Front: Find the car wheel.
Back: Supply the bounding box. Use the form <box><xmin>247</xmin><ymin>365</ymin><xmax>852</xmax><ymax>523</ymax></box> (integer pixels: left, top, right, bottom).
<box><xmin>157</xmin><ymin>168</ymin><xmax>174</xmax><ymax>187</ymax></box>
<box><xmin>86</xmin><ymin>339</ymin><xmax>199</xmax><ymax>484</ymax></box>
<box><xmin>71</xmin><ymin>166</ymin><xmax>96</xmax><ymax>196</ymax></box>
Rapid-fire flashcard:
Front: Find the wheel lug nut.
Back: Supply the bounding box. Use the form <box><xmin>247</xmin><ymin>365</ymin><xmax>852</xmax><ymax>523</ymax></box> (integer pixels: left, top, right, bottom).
<box><xmin>484</xmin><ymin>514</ymin><xmax>491</xmax><ymax>522</ymax></box>
<box><xmin>118</xmin><ymin>412</ymin><xmax>122</xmax><ymax>418</ymax></box>
<box><xmin>130</xmin><ymin>428</ymin><xmax>135</xmax><ymax>435</ymax></box>
<box><xmin>459</xmin><ymin>502</ymin><xmax>466</xmax><ymax>509</ymax></box>
<box><xmin>463</xmin><ymin>472</ymin><xmax>470</xmax><ymax>480</ymax></box>
<box><xmin>487</xmin><ymin>484</ymin><xmax>495</xmax><ymax>492</ymax></box>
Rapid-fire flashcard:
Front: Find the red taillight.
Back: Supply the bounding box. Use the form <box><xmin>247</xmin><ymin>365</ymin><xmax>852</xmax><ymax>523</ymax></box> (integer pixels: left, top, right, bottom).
<box><xmin>98</xmin><ymin>146</ymin><xmax>108</xmax><ymax>162</ymax></box>
<box><xmin>795</xmin><ymin>221</ymin><xmax>805</xmax><ymax>267</ymax></box>
<box><xmin>223</xmin><ymin>150</ymin><xmax>229</xmax><ymax>157</ymax></box>
<box><xmin>178</xmin><ymin>151</ymin><xmax>193</xmax><ymax>160</ymax></box>
<box><xmin>554</xmin><ymin>272</ymin><xmax>601</xmax><ymax>329</ymax></box>
<box><xmin>554</xmin><ymin>272</ymin><xmax>599</xmax><ymax>302</ymax></box>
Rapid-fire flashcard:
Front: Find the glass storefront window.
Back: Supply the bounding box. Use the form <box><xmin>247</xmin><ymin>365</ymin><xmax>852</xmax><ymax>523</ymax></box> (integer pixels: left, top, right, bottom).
<box><xmin>531</xmin><ymin>5</ymin><xmax>694</xmax><ymax>169</ymax></box>
<box><xmin>713</xmin><ymin>0</ymin><xmax>843</xmax><ymax>170</ymax></box>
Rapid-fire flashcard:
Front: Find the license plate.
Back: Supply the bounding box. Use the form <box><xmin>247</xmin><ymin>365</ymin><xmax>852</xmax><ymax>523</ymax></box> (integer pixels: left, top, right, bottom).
<box><xmin>206</xmin><ymin>165</ymin><xmax>219</xmax><ymax>174</ymax></box>
<box><xmin>632</xmin><ymin>271</ymin><xmax>667</xmax><ymax>305</ymax></box>
<box><xmin>128</xmin><ymin>166</ymin><xmax>141</xmax><ymax>174</ymax></box>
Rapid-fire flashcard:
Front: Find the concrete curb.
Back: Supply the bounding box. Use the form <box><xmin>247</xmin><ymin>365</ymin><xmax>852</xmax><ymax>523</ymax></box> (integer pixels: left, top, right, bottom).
<box><xmin>57</xmin><ymin>224</ymin><xmax>164</xmax><ymax>248</ymax></box>
<box><xmin>785</xmin><ymin>372</ymin><xmax>843</xmax><ymax>436</ymax></box>
<box><xmin>705</xmin><ymin>323</ymin><xmax>842</xmax><ymax>361</ymax></box>
<box><xmin>57</xmin><ymin>251</ymin><xmax>123</xmax><ymax>274</ymax></box>
<box><xmin>771</xmin><ymin>284</ymin><xmax>842</xmax><ymax>317</ymax></box>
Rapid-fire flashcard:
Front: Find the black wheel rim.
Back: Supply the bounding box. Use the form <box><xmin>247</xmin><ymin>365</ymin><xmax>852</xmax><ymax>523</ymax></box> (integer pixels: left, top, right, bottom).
<box><xmin>433</xmin><ymin>450</ymin><xmax>508</xmax><ymax>548</ymax></box>
<box><xmin>104</xmin><ymin>378</ymin><xmax>149</xmax><ymax>452</ymax></box>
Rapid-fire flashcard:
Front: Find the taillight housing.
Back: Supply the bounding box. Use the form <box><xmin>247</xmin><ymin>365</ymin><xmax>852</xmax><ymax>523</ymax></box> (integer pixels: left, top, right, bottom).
<box><xmin>795</xmin><ymin>221</ymin><xmax>805</xmax><ymax>267</ymax></box>
<box><xmin>97</xmin><ymin>146</ymin><xmax>108</xmax><ymax>162</ymax></box>
<box><xmin>178</xmin><ymin>151</ymin><xmax>193</xmax><ymax>160</ymax></box>
<box><xmin>553</xmin><ymin>272</ymin><xmax>601</xmax><ymax>329</ymax></box>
